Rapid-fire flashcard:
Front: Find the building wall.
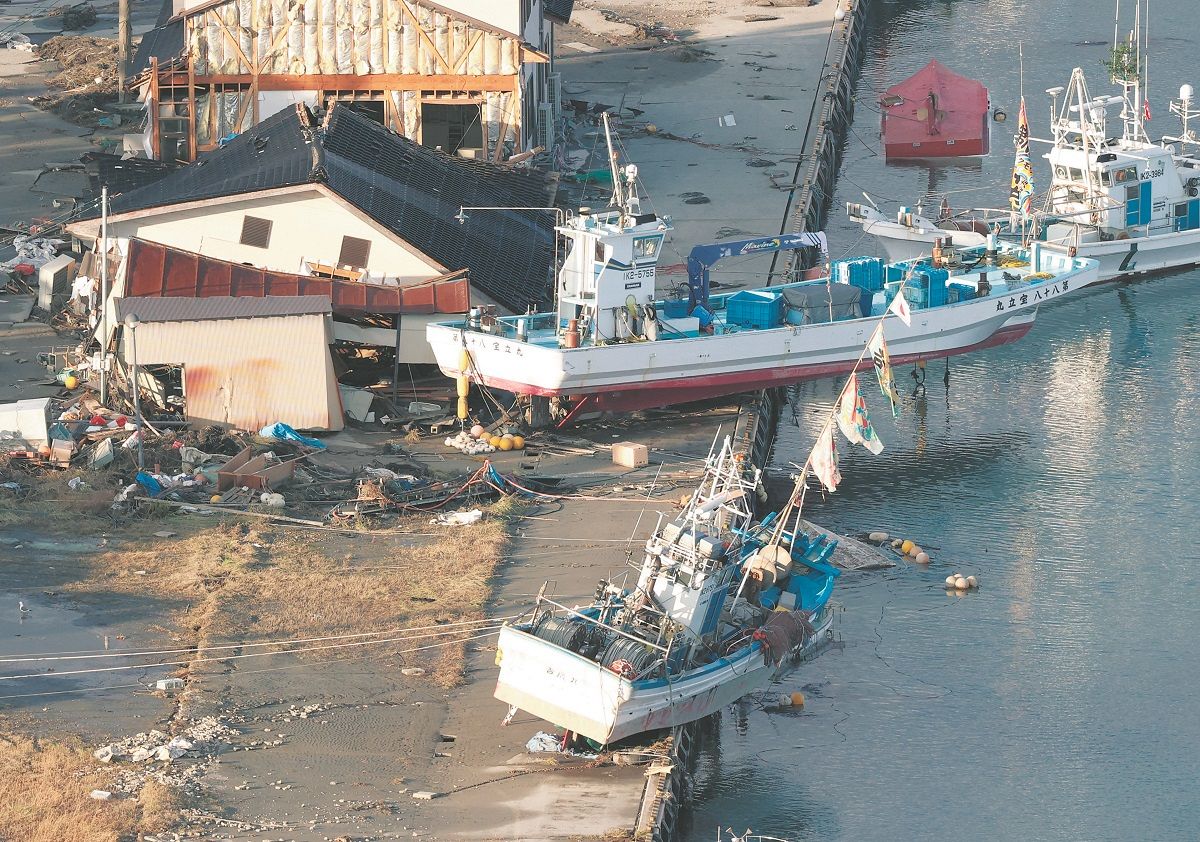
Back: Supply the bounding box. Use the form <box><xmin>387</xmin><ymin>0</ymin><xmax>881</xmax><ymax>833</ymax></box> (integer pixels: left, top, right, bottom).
<box><xmin>148</xmin><ymin>0</ymin><xmax>551</xmax><ymax>162</ymax></box>
<box><xmin>120</xmin><ymin>312</ymin><xmax>344</xmax><ymax>431</ymax></box>
<box><xmin>106</xmin><ymin>188</ymin><xmax>445</xmax><ymax>284</ymax></box>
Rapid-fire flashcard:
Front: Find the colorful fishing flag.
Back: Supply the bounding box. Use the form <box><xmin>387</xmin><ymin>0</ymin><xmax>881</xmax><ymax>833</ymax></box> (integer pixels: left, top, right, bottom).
<box><xmin>867</xmin><ymin>324</ymin><xmax>901</xmax><ymax>418</ymax></box>
<box><xmin>1008</xmin><ymin>96</ymin><xmax>1035</xmax><ymax>217</ymax></box>
<box><xmin>809</xmin><ymin>423</ymin><xmax>841</xmax><ymax>493</ymax></box>
<box><xmin>888</xmin><ymin>288</ymin><xmax>912</xmax><ymax>326</ymax></box>
<box><xmin>1143</xmin><ymin>98</ymin><xmax>1152</xmax><ymax>122</ymax></box>
<box><xmin>836</xmin><ymin>373</ymin><xmax>884</xmax><ymax>455</ymax></box>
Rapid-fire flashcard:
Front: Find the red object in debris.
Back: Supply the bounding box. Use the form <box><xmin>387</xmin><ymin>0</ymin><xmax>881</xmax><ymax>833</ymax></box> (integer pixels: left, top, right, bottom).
<box><xmin>90</xmin><ymin>415</ymin><xmax>107</xmax><ymax>426</ymax></box>
<box><xmin>13</xmin><ymin>263</ymin><xmax>35</xmax><ymax>276</ymax></box>
<box><xmin>117</xmin><ymin>415</ymin><xmax>129</xmax><ymax>427</ymax></box>
<box><xmin>880</xmin><ymin>60</ymin><xmax>990</xmax><ymax>159</ymax></box>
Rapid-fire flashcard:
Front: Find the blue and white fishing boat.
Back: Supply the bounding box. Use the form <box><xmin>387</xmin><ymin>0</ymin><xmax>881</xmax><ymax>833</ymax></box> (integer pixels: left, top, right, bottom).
<box><xmin>494</xmin><ymin>437</ymin><xmax>839</xmax><ymax>746</ymax></box>
<box><xmin>429</xmin><ymin>116</ymin><xmax>1099</xmax><ymax>420</ymax></box>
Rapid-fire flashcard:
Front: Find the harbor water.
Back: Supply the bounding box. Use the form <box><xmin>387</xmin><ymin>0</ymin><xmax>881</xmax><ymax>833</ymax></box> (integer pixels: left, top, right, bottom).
<box><xmin>686</xmin><ymin>0</ymin><xmax>1200</xmax><ymax>839</ymax></box>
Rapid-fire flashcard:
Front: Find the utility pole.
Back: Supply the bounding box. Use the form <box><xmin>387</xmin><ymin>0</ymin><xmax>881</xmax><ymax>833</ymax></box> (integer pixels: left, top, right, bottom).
<box><xmin>100</xmin><ymin>185</ymin><xmax>109</xmax><ymax>406</ymax></box>
<box><xmin>117</xmin><ymin>0</ymin><xmax>129</xmax><ymax>103</ymax></box>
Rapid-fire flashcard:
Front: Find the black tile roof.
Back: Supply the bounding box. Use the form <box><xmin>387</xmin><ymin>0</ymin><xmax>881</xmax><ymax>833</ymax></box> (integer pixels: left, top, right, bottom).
<box><xmin>544</xmin><ymin>0</ymin><xmax>574</xmax><ymax>23</ymax></box>
<box><xmin>130</xmin><ymin>0</ymin><xmax>184</xmax><ymax>77</ymax></box>
<box><xmin>117</xmin><ymin>294</ymin><xmax>333</xmax><ymax>323</ymax></box>
<box><xmin>81</xmin><ymin>152</ymin><xmax>181</xmax><ymax>200</ymax></box>
<box><xmin>91</xmin><ymin>105</ymin><xmax>558</xmax><ymax>313</ymax></box>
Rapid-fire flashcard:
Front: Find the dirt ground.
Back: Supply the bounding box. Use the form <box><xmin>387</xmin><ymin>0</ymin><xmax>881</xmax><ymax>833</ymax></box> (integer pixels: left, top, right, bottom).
<box><xmin>1</xmin><ymin>487</ymin><xmax>517</xmax><ymax>840</ymax></box>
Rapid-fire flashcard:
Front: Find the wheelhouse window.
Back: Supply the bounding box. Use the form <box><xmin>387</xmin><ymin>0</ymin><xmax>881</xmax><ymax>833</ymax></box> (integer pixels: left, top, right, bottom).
<box><xmin>633</xmin><ymin>235</ymin><xmax>662</xmax><ymax>262</ymax></box>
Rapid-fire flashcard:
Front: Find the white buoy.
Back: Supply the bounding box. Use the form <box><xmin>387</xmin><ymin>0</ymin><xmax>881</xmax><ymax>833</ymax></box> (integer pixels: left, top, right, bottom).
<box><xmin>967</xmin><ymin>575</ymin><xmax>978</xmax><ymax>588</ymax></box>
<box><xmin>915</xmin><ymin>551</ymin><xmax>930</xmax><ymax>564</ymax></box>
<box><xmin>891</xmin><ymin>538</ymin><xmax>903</xmax><ymax>549</ymax></box>
<box><xmin>868</xmin><ymin>531</ymin><xmax>888</xmax><ymax>543</ymax></box>
<box><xmin>954</xmin><ymin>576</ymin><xmax>969</xmax><ymax>590</ymax></box>
<box><xmin>944</xmin><ymin>575</ymin><xmax>957</xmax><ymax>587</ymax></box>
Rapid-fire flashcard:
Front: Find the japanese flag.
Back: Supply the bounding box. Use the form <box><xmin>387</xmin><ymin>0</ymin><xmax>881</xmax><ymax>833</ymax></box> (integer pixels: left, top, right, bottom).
<box><xmin>888</xmin><ymin>289</ymin><xmax>912</xmax><ymax>326</ymax></box>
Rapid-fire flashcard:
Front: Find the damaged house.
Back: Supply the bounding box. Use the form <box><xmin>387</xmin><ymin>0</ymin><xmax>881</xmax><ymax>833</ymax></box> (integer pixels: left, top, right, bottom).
<box><xmin>65</xmin><ymin>102</ymin><xmax>559</xmax><ymax>432</ymax></box>
<box><xmin>130</xmin><ymin>0</ymin><xmax>574</xmax><ymax>163</ymax></box>
<box><xmin>69</xmin><ymin>102</ymin><xmax>560</xmax><ymax>363</ymax></box>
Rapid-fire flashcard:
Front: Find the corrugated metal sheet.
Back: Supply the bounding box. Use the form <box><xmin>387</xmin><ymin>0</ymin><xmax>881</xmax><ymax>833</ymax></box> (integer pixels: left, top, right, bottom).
<box><xmin>117</xmin><ymin>295</ymin><xmax>332</xmax><ymax>323</ymax></box>
<box><xmin>122</xmin><ymin>312</ymin><xmax>343</xmax><ymax>432</ymax></box>
<box><xmin>126</xmin><ymin>237</ymin><xmax>471</xmax><ymax>314</ymax></box>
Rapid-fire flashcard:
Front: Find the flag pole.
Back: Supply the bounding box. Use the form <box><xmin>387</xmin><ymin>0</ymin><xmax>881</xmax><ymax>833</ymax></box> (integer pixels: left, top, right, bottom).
<box><xmin>769</xmin><ymin>259</ymin><xmax>922</xmax><ymax>539</ymax></box>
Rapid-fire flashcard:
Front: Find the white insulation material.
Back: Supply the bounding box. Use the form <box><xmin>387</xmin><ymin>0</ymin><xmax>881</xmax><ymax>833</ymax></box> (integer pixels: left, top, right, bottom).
<box><xmin>185</xmin><ymin>0</ymin><xmax>528</xmax><ymax>153</ymax></box>
<box><xmin>200</xmin><ymin>0</ymin><xmax>542</xmax><ymax>75</ymax></box>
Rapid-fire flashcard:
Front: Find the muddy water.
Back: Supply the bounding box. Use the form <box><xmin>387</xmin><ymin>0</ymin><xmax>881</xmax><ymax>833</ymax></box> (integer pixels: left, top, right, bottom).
<box><xmin>685</xmin><ymin>0</ymin><xmax>1200</xmax><ymax>839</ymax></box>
<box><xmin>0</xmin><ymin>534</ymin><xmax>176</xmax><ymax>728</ymax></box>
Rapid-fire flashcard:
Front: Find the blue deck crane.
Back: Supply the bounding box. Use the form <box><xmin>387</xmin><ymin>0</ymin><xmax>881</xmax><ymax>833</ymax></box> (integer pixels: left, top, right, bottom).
<box><xmin>685</xmin><ymin>233</ymin><xmax>829</xmax><ymax>310</ymax></box>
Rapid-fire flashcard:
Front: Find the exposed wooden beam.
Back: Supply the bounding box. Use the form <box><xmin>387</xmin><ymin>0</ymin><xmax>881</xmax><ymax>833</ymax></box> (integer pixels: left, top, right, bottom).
<box><xmin>193</xmin><ymin>73</ymin><xmax>517</xmax><ymax>91</ymax></box>
<box><xmin>150</xmin><ymin>56</ymin><xmax>160</xmax><ymax>158</ymax></box>
<box><xmin>187</xmin><ymin>54</ymin><xmax>197</xmax><ymax>162</ymax></box>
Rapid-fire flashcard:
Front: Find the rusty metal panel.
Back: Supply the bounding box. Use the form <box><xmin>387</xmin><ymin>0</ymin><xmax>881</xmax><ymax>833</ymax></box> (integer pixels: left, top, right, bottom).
<box><xmin>126</xmin><ymin>238</ymin><xmax>469</xmax><ymax>314</ymax></box>
<box><xmin>128</xmin><ymin>312</ymin><xmax>343</xmax><ymax>431</ymax></box>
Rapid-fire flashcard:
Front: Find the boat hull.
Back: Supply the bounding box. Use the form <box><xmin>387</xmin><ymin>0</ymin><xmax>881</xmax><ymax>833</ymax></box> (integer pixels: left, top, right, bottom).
<box><xmin>494</xmin><ymin>610</ymin><xmax>834</xmax><ymax>745</ymax></box>
<box><xmin>860</xmin><ymin>215</ymin><xmax>1200</xmax><ymax>281</ymax></box>
<box><xmin>468</xmin><ymin>320</ymin><xmax>1032</xmax><ymax>412</ymax></box>
<box><xmin>429</xmin><ymin>260</ymin><xmax>1096</xmax><ymax>412</ymax></box>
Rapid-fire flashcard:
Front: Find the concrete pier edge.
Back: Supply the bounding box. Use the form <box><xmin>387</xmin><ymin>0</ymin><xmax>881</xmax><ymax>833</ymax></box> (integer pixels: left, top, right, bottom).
<box><xmin>637</xmin><ymin>1</ymin><xmax>872</xmax><ymax>837</ymax></box>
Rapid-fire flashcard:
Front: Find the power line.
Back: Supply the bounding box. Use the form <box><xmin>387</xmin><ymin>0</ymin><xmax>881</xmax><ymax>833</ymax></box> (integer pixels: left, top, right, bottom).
<box><xmin>0</xmin><ymin>614</ymin><xmax>516</xmax><ymax>663</ymax></box>
<box><xmin>0</xmin><ymin>624</ymin><xmax>506</xmax><ymax>681</ymax></box>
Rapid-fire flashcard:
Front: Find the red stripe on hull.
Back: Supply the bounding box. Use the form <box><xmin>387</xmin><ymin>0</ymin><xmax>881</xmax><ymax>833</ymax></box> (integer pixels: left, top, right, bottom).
<box><xmin>477</xmin><ymin>322</ymin><xmax>1033</xmax><ymax>413</ymax></box>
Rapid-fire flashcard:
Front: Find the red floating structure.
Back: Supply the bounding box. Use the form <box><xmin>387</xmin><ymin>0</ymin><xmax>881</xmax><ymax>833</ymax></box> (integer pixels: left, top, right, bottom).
<box><xmin>880</xmin><ymin>59</ymin><xmax>990</xmax><ymax>159</ymax></box>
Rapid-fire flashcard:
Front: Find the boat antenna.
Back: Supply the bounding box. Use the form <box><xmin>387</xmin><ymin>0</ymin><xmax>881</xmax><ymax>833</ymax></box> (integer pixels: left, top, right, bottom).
<box><xmin>1144</xmin><ymin>0</ymin><xmax>1151</xmax><ymax>125</ymax></box>
<box><xmin>1019</xmin><ymin>41</ymin><xmax>1024</xmax><ymax>102</ymax></box>
<box><xmin>1113</xmin><ymin>0</ymin><xmax>1121</xmax><ymax>70</ymax></box>
<box><xmin>602</xmin><ymin>112</ymin><xmax>625</xmax><ymax>213</ymax></box>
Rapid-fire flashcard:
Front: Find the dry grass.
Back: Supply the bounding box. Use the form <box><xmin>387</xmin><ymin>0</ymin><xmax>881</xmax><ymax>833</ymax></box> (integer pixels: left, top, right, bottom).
<box><xmin>0</xmin><ymin>468</ymin><xmax>115</xmax><ymax>531</ymax></box>
<box><xmin>0</xmin><ymin>733</ymin><xmax>179</xmax><ymax>841</ymax></box>
<box><xmin>72</xmin><ymin>515</ymin><xmax>511</xmax><ymax>687</ymax></box>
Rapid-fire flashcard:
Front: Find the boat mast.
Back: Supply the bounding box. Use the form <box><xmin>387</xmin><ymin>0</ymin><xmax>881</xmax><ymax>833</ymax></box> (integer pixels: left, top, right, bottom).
<box><xmin>602</xmin><ymin>113</ymin><xmax>626</xmax><ymax>215</ymax></box>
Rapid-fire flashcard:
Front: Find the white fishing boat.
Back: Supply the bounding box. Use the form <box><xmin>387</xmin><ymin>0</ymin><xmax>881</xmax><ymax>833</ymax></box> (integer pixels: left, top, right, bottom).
<box><xmin>493</xmin><ymin>437</ymin><xmax>839</xmax><ymax>746</ymax></box>
<box><xmin>849</xmin><ymin>1</ymin><xmax>1200</xmax><ymax>280</ymax></box>
<box><xmin>427</xmin><ymin>122</ymin><xmax>1098</xmax><ymax>421</ymax></box>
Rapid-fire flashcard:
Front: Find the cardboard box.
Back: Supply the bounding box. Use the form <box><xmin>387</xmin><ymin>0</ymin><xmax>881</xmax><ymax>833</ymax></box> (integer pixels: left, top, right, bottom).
<box><xmin>612</xmin><ymin>441</ymin><xmax>649</xmax><ymax>468</ymax></box>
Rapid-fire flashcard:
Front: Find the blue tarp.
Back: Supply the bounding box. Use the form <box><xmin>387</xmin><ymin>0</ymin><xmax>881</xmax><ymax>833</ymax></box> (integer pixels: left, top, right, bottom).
<box><xmin>258</xmin><ymin>422</ymin><xmax>326</xmax><ymax>450</ymax></box>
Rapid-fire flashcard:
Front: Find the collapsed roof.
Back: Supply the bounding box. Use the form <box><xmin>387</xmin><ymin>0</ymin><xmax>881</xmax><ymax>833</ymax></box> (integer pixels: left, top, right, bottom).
<box><xmin>88</xmin><ymin>104</ymin><xmax>560</xmax><ymax>312</ymax></box>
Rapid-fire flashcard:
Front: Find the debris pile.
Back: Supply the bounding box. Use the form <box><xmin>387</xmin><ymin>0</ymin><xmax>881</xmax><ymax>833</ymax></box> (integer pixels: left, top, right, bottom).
<box><xmin>34</xmin><ymin>35</ymin><xmax>122</xmax><ymax>124</ymax></box>
<box><xmin>93</xmin><ymin>717</ymin><xmax>240</xmax><ymax>796</ymax></box>
<box><xmin>444</xmin><ymin>423</ymin><xmax>525</xmax><ymax>454</ymax></box>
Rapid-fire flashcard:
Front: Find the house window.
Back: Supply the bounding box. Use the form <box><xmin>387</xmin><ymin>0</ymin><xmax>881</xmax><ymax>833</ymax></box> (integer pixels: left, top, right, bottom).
<box><xmin>240</xmin><ymin>215</ymin><xmax>272</xmax><ymax>249</ymax></box>
<box><xmin>421</xmin><ymin>103</ymin><xmax>484</xmax><ymax>157</ymax></box>
<box><xmin>338</xmin><ymin>236</ymin><xmax>372</xmax><ymax>269</ymax></box>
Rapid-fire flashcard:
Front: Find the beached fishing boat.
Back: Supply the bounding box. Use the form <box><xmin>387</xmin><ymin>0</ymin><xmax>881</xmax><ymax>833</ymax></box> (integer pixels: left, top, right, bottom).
<box><xmin>850</xmin><ymin>2</ymin><xmax>1200</xmax><ymax>280</ymax></box>
<box><xmin>427</xmin><ymin>120</ymin><xmax>1098</xmax><ymax>420</ymax></box>
<box><xmin>493</xmin><ymin>437</ymin><xmax>839</xmax><ymax>746</ymax></box>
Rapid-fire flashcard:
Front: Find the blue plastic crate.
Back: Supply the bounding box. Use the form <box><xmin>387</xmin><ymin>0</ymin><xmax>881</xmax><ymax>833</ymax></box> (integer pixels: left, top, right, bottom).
<box><xmin>726</xmin><ymin>290</ymin><xmax>785</xmax><ymax>329</ymax></box>
<box><xmin>948</xmin><ymin>282</ymin><xmax>975</xmax><ymax>302</ymax></box>
<box><xmin>902</xmin><ymin>285</ymin><xmax>927</xmax><ymax>308</ymax></box>
<box><xmin>663</xmin><ymin>299</ymin><xmax>689</xmax><ymax>318</ymax></box>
